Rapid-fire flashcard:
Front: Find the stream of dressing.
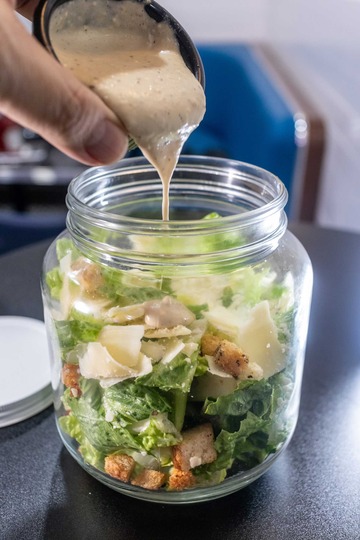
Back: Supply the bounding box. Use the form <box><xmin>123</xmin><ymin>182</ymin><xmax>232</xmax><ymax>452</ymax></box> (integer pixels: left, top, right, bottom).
<box><xmin>49</xmin><ymin>0</ymin><xmax>206</xmax><ymax>220</ymax></box>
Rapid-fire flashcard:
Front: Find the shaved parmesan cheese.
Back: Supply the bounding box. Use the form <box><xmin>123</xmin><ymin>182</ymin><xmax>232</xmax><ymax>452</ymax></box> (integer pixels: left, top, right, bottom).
<box><xmin>206</xmin><ymin>355</ymin><xmax>233</xmax><ymax>378</ymax></box>
<box><xmin>99</xmin><ymin>325</ymin><xmax>144</xmax><ymax>367</ymax></box>
<box><xmin>79</xmin><ymin>342</ymin><xmax>133</xmax><ymax>379</ymax></box>
<box><xmin>80</xmin><ymin>343</ymin><xmax>152</xmax><ymax>384</ymax></box>
<box><xmin>190</xmin><ymin>371</ymin><xmax>237</xmax><ymax>401</ymax></box>
<box><xmin>182</xmin><ymin>342</ymin><xmax>198</xmax><ymax>356</ymax></box>
<box><xmin>161</xmin><ymin>339</ymin><xmax>185</xmax><ymax>364</ymax></box>
<box><xmin>188</xmin><ymin>319</ymin><xmax>207</xmax><ymax>342</ymax></box>
<box><xmin>189</xmin><ymin>456</ymin><xmax>202</xmax><ymax>468</ymax></box>
<box><xmin>205</xmin><ymin>306</ymin><xmax>242</xmax><ymax>340</ymax></box>
<box><xmin>144</xmin><ymin>325</ymin><xmax>191</xmax><ymax>339</ymax></box>
<box><xmin>79</xmin><ymin>324</ymin><xmax>152</xmax><ymax>384</ymax></box>
<box><xmin>105</xmin><ymin>304</ymin><xmax>145</xmax><ymax>324</ymax></box>
<box><xmin>72</xmin><ymin>297</ymin><xmax>111</xmax><ymax>319</ymax></box>
<box><xmin>141</xmin><ymin>340</ymin><xmax>165</xmax><ymax>362</ymax></box>
<box><xmin>205</xmin><ymin>301</ymin><xmax>285</xmax><ymax>379</ymax></box>
<box><xmin>171</xmin><ymin>275</ymin><xmax>227</xmax><ymax>308</ymax></box>
<box><xmin>237</xmin><ymin>301</ymin><xmax>285</xmax><ymax>378</ymax></box>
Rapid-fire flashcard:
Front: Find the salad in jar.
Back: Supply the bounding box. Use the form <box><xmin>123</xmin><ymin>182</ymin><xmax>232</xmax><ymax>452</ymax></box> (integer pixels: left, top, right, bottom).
<box><xmin>44</xmin><ymin>229</ymin><xmax>296</xmax><ymax>492</ymax></box>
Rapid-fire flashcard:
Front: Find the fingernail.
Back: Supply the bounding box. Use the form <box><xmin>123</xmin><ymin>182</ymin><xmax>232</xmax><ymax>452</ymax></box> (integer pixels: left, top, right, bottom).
<box><xmin>84</xmin><ymin>119</ymin><xmax>128</xmax><ymax>164</ymax></box>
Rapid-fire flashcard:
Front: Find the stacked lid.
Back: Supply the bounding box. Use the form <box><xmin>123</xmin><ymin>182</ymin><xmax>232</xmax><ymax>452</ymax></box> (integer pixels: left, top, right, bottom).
<box><xmin>0</xmin><ymin>316</ymin><xmax>52</xmax><ymax>427</ymax></box>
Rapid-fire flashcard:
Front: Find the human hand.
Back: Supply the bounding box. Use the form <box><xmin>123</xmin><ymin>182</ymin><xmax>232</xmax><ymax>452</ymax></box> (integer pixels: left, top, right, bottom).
<box><xmin>0</xmin><ymin>0</ymin><xmax>128</xmax><ymax>165</ymax></box>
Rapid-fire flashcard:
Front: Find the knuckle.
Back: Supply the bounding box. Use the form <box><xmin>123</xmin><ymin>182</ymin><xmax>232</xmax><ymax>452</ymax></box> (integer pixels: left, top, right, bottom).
<box><xmin>56</xmin><ymin>84</ymin><xmax>96</xmax><ymax>143</ymax></box>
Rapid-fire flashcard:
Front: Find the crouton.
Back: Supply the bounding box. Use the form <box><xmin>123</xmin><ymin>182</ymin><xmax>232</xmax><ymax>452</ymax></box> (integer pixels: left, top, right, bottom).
<box><xmin>104</xmin><ymin>454</ymin><xmax>135</xmax><ymax>483</ymax></box>
<box><xmin>168</xmin><ymin>469</ymin><xmax>196</xmax><ymax>491</ymax></box>
<box><xmin>201</xmin><ymin>334</ymin><xmax>264</xmax><ymax>381</ymax></box>
<box><xmin>61</xmin><ymin>363</ymin><xmax>81</xmax><ymax>397</ymax></box>
<box><xmin>131</xmin><ymin>469</ymin><xmax>166</xmax><ymax>490</ymax></box>
<box><xmin>200</xmin><ymin>333</ymin><xmax>221</xmax><ymax>356</ymax></box>
<box><xmin>172</xmin><ymin>423</ymin><xmax>217</xmax><ymax>472</ymax></box>
<box><xmin>214</xmin><ymin>339</ymin><xmax>249</xmax><ymax>378</ymax></box>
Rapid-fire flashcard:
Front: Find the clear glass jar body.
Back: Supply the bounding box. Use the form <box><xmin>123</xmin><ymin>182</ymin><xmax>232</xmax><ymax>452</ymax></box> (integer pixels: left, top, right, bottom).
<box><xmin>42</xmin><ymin>156</ymin><xmax>312</xmax><ymax>504</ymax></box>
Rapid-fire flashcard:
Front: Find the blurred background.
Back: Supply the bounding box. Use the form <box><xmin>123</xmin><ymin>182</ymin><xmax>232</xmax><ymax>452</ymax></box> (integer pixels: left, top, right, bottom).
<box><xmin>164</xmin><ymin>0</ymin><xmax>360</xmax><ymax>234</ymax></box>
<box><xmin>1</xmin><ymin>0</ymin><xmax>360</xmax><ymax>253</ymax></box>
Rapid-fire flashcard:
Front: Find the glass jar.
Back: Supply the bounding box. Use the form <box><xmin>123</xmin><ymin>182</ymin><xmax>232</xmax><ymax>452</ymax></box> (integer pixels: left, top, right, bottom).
<box><xmin>41</xmin><ymin>156</ymin><xmax>312</xmax><ymax>504</ymax></box>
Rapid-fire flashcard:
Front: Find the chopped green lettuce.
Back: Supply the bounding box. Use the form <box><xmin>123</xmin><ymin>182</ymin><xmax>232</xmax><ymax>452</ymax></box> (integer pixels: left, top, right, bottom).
<box><xmin>61</xmin><ymin>383</ymin><xmax>180</xmax><ymax>457</ymax></box>
<box><xmin>49</xmin><ymin>231</ymin><xmax>297</xmax><ymax>491</ymax></box>
<box><xmin>202</xmin><ymin>372</ymin><xmax>293</xmax><ymax>471</ymax></box>
<box><xmin>103</xmin><ymin>380</ymin><xmax>172</xmax><ymax>426</ymax></box>
<box><xmin>56</xmin><ymin>237</ymin><xmax>80</xmax><ymax>261</ymax></box>
<box><xmin>66</xmin><ymin>393</ymin><xmax>144</xmax><ymax>452</ymax></box>
<box><xmin>55</xmin><ymin>320</ymin><xmax>102</xmax><ymax>354</ymax></box>
<box><xmin>46</xmin><ymin>267</ymin><xmax>63</xmax><ymax>300</ymax></box>
<box><xmin>97</xmin><ymin>265</ymin><xmax>167</xmax><ymax>305</ymax></box>
<box><xmin>172</xmin><ymin>389</ymin><xmax>187</xmax><ymax>431</ymax></box>
<box><xmin>204</xmin><ymin>378</ymin><xmax>273</xmax><ymax>419</ymax></box>
<box><xmin>187</xmin><ymin>303</ymin><xmax>209</xmax><ymax>319</ymax></box>
<box><xmin>221</xmin><ymin>286</ymin><xmax>234</xmax><ymax>308</ymax></box>
<box><xmin>212</xmin><ymin>412</ymin><xmax>273</xmax><ymax>469</ymax></box>
<box><xmin>59</xmin><ymin>414</ymin><xmax>104</xmax><ymax>468</ymax></box>
<box><xmin>134</xmin><ymin>413</ymin><xmax>181</xmax><ymax>451</ymax></box>
<box><xmin>137</xmin><ymin>355</ymin><xmax>197</xmax><ymax>393</ymax></box>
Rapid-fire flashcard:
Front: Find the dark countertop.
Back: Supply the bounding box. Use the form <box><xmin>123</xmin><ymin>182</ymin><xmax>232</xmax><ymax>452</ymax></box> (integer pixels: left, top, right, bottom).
<box><xmin>1</xmin><ymin>223</ymin><xmax>360</xmax><ymax>540</ymax></box>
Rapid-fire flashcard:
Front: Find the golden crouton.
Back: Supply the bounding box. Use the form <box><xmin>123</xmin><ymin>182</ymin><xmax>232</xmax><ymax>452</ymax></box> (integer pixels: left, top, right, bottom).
<box><xmin>201</xmin><ymin>334</ymin><xmax>263</xmax><ymax>381</ymax></box>
<box><xmin>214</xmin><ymin>339</ymin><xmax>249</xmax><ymax>378</ymax></box>
<box><xmin>168</xmin><ymin>469</ymin><xmax>196</xmax><ymax>491</ymax></box>
<box><xmin>104</xmin><ymin>454</ymin><xmax>135</xmax><ymax>483</ymax></box>
<box><xmin>200</xmin><ymin>333</ymin><xmax>221</xmax><ymax>356</ymax></box>
<box><xmin>61</xmin><ymin>363</ymin><xmax>81</xmax><ymax>396</ymax></box>
<box><xmin>131</xmin><ymin>469</ymin><xmax>166</xmax><ymax>490</ymax></box>
<box><xmin>172</xmin><ymin>423</ymin><xmax>217</xmax><ymax>472</ymax></box>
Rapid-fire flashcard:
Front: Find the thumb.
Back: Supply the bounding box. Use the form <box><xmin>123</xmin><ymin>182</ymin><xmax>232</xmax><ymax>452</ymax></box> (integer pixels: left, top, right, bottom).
<box><xmin>0</xmin><ymin>6</ymin><xmax>128</xmax><ymax>165</ymax></box>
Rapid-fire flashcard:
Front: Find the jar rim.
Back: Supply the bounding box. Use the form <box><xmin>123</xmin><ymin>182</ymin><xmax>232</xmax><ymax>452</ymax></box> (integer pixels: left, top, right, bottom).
<box><xmin>65</xmin><ymin>155</ymin><xmax>288</xmax><ymax>268</ymax></box>
<box><xmin>66</xmin><ymin>155</ymin><xmax>288</xmax><ymax>232</ymax></box>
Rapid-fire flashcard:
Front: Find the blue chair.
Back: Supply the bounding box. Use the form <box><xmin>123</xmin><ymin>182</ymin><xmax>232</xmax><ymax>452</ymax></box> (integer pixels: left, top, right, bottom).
<box><xmin>184</xmin><ymin>44</ymin><xmax>325</xmax><ymax>220</ymax></box>
<box><xmin>0</xmin><ymin>210</ymin><xmax>66</xmax><ymax>255</ymax></box>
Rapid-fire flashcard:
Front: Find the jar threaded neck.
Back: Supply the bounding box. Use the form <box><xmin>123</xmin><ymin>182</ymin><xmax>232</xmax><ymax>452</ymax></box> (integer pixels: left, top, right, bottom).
<box><xmin>66</xmin><ymin>156</ymin><xmax>288</xmax><ymax>269</ymax></box>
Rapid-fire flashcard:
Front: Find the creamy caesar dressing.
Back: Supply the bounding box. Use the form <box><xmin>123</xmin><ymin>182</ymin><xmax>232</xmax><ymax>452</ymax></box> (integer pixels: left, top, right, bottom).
<box><xmin>49</xmin><ymin>0</ymin><xmax>206</xmax><ymax>220</ymax></box>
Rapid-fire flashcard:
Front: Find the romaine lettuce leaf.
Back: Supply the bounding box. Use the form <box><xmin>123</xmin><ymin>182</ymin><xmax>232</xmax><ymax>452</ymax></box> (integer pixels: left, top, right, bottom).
<box><xmin>61</xmin><ymin>381</ymin><xmax>180</xmax><ymax>457</ymax></box>
<box><xmin>59</xmin><ymin>414</ymin><xmax>104</xmax><ymax>468</ymax></box>
<box><xmin>103</xmin><ymin>380</ymin><xmax>172</xmax><ymax>426</ymax></box>
<box><xmin>55</xmin><ymin>319</ymin><xmax>102</xmax><ymax>353</ymax></box>
<box><xmin>203</xmin><ymin>378</ymin><xmax>273</xmax><ymax>419</ymax></box>
<box><xmin>130</xmin><ymin>212</ymin><xmax>244</xmax><ymax>257</ymax></box>
<box><xmin>229</xmin><ymin>267</ymin><xmax>282</xmax><ymax>308</ymax></box>
<box><xmin>213</xmin><ymin>412</ymin><xmax>272</xmax><ymax>469</ymax></box>
<box><xmin>134</xmin><ymin>413</ymin><xmax>181</xmax><ymax>451</ymax></box>
<box><xmin>56</xmin><ymin>237</ymin><xmax>80</xmax><ymax>261</ymax></box>
<box><xmin>46</xmin><ymin>267</ymin><xmax>63</xmax><ymax>300</ymax></box>
<box><xmin>79</xmin><ymin>378</ymin><xmax>103</xmax><ymax>409</ymax></box>
<box><xmin>221</xmin><ymin>286</ymin><xmax>234</xmax><ymax>308</ymax></box>
<box><xmin>203</xmin><ymin>373</ymin><xmax>293</xmax><ymax>470</ymax></box>
<box><xmin>194</xmin><ymin>355</ymin><xmax>208</xmax><ymax>377</ymax></box>
<box><xmin>275</xmin><ymin>307</ymin><xmax>295</xmax><ymax>345</ymax></box>
<box><xmin>137</xmin><ymin>355</ymin><xmax>197</xmax><ymax>393</ymax></box>
<box><xmin>172</xmin><ymin>389</ymin><xmax>187</xmax><ymax>431</ymax></box>
<box><xmin>97</xmin><ymin>265</ymin><xmax>167</xmax><ymax>305</ymax></box>
<box><xmin>187</xmin><ymin>303</ymin><xmax>209</xmax><ymax>320</ymax></box>
<box><xmin>67</xmin><ymin>394</ymin><xmax>144</xmax><ymax>452</ymax></box>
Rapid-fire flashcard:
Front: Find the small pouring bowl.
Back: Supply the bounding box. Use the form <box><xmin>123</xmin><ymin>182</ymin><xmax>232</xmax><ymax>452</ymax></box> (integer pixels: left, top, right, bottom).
<box><xmin>33</xmin><ymin>0</ymin><xmax>205</xmax><ymax>88</ymax></box>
